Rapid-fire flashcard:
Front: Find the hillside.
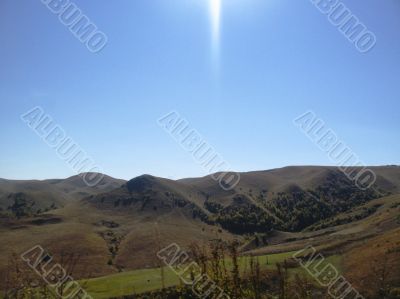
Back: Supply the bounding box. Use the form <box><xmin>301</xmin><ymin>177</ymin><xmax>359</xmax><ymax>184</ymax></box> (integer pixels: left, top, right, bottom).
<box><xmin>87</xmin><ymin>166</ymin><xmax>400</xmax><ymax>233</ymax></box>
<box><xmin>0</xmin><ymin>173</ymin><xmax>125</xmax><ymax>217</ymax></box>
<box><xmin>0</xmin><ymin>165</ymin><xmax>399</xmax><ymax>295</ymax></box>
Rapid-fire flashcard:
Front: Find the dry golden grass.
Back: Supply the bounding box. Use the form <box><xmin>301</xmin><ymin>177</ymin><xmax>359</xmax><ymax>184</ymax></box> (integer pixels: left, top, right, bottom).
<box><xmin>344</xmin><ymin>228</ymin><xmax>400</xmax><ymax>298</ymax></box>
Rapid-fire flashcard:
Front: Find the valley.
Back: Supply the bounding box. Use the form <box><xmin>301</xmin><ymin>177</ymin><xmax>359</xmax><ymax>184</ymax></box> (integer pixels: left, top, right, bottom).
<box><xmin>1</xmin><ymin>166</ymin><xmax>399</xmax><ymax>298</ymax></box>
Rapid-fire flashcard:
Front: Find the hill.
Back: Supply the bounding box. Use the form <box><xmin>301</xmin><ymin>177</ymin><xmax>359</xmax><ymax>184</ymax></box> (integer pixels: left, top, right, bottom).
<box><xmin>0</xmin><ymin>165</ymin><xmax>399</xmax><ymax>294</ymax></box>
<box><xmin>0</xmin><ymin>173</ymin><xmax>125</xmax><ymax>217</ymax></box>
<box><xmin>87</xmin><ymin>166</ymin><xmax>400</xmax><ymax>232</ymax></box>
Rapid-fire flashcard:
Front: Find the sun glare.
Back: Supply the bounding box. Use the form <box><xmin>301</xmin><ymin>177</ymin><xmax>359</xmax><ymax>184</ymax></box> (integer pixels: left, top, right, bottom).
<box><xmin>210</xmin><ymin>0</ymin><xmax>221</xmax><ymax>74</ymax></box>
<box><xmin>210</xmin><ymin>0</ymin><xmax>221</xmax><ymax>44</ymax></box>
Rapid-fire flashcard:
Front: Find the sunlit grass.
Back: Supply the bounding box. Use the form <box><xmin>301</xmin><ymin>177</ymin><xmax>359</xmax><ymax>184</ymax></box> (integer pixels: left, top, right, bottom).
<box><xmin>83</xmin><ymin>251</ymin><xmax>343</xmax><ymax>299</ymax></box>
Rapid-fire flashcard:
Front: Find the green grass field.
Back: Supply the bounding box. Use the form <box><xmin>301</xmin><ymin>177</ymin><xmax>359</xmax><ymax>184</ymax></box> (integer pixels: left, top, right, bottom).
<box><xmin>82</xmin><ymin>267</ymin><xmax>180</xmax><ymax>299</ymax></box>
<box><xmin>82</xmin><ymin>251</ymin><xmax>342</xmax><ymax>299</ymax></box>
<box><xmin>0</xmin><ymin>251</ymin><xmax>342</xmax><ymax>299</ymax></box>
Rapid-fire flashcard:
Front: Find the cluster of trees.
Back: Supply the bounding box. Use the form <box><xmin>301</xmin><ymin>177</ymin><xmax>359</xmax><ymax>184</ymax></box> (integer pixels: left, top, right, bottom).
<box><xmin>306</xmin><ymin>205</ymin><xmax>381</xmax><ymax>231</ymax></box>
<box><xmin>215</xmin><ymin>205</ymin><xmax>275</xmax><ymax>234</ymax></box>
<box><xmin>265</xmin><ymin>192</ymin><xmax>333</xmax><ymax>231</ymax></box>
<box><xmin>204</xmin><ymin>200</ymin><xmax>223</xmax><ymax>214</ymax></box>
<box><xmin>2</xmin><ymin>193</ymin><xmax>57</xmax><ymax>219</ymax></box>
<box><xmin>190</xmin><ymin>204</ymin><xmax>210</xmax><ymax>223</ymax></box>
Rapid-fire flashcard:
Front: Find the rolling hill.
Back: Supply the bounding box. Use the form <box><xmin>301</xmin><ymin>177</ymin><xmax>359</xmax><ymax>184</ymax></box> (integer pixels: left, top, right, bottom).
<box><xmin>0</xmin><ymin>165</ymin><xmax>399</xmax><ymax>295</ymax></box>
<box><xmin>0</xmin><ymin>173</ymin><xmax>125</xmax><ymax>217</ymax></box>
<box><xmin>86</xmin><ymin>166</ymin><xmax>400</xmax><ymax>232</ymax></box>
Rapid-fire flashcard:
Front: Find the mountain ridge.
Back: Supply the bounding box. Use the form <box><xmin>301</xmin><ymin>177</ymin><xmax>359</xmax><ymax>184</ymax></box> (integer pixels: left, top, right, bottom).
<box><xmin>0</xmin><ymin>165</ymin><xmax>399</xmax><ymax>287</ymax></box>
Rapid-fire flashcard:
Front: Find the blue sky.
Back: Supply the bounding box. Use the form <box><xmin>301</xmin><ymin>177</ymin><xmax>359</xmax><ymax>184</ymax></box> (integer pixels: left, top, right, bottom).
<box><xmin>0</xmin><ymin>0</ymin><xmax>399</xmax><ymax>180</ymax></box>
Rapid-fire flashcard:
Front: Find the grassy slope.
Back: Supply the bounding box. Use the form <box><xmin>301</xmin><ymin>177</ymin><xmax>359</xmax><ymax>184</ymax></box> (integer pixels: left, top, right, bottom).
<box><xmin>83</xmin><ymin>267</ymin><xmax>180</xmax><ymax>299</ymax></box>
<box><xmin>0</xmin><ymin>174</ymin><xmax>125</xmax><ymax>215</ymax></box>
<box><xmin>83</xmin><ymin>251</ymin><xmax>343</xmax><ymax>299</ymax></box>
<box><xmin>1</xmin><ymin>166</ymin><xmax>399</xmax><ymax>297</ymax></box>
<box><xmin>245</xmin><ymin>194</ymin><xmax>400</xmax><ymax>256</ymax></box>
<box><xmin>0</xmin><ymin>250</ymin><xmax>342</xmax><ymax>299</ymax></box>
<box><xmin>83</xmin><ymin>251</ymin><xmax>293</xmax><ymax>298</ymax></box>
<box><xmin>0</xmin><ymin>199</ymin><xmax>237</xmax><ymax>287</ymax></box>
<box><xmin>343</xmin><ymin>227</ymin><xmax>400</xmax><ymax>297</ymax></box>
